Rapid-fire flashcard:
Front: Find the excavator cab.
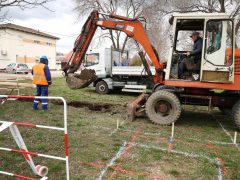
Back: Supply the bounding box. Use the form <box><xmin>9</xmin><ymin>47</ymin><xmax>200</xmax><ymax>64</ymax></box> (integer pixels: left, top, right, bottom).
<box><xmin>166</xmin><ymin>13</ymin><xmax>234</xmax><ymax>83</ymax></box>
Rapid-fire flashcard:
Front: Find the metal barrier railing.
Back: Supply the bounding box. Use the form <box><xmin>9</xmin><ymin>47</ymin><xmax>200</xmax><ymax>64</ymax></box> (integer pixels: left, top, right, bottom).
<box><xmin>0</xmin><ymin>95</ymin><xmax>69</xmax><ymax>180</ymax></box>
<box><xmin>0</xmin><ymin>76</ymin><xmax>33</xmax><ymax>95</ymax></box>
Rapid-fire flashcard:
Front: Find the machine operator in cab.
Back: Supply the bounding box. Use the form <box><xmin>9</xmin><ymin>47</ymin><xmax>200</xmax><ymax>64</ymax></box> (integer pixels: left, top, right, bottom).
<box><xmin>178</xmin><ymin>31</ymin><xmax>203</xmax><ymax>79</ymax></box>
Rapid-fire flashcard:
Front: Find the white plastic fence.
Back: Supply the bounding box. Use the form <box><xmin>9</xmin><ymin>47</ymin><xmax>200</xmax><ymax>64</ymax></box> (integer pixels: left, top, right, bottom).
<box><xmin>0</xmin><ymin>95</ymin><xmax>69</xmax><ymax>180</ymax></box>
<box><xmin>0</xmin><ymin>76</ymin><xmax>32</xmax><ymax>95</ymax></box>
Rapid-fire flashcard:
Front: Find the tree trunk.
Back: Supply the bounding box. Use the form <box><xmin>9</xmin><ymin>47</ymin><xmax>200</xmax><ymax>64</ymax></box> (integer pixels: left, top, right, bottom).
<box><xmin>218</xmin><ymin>0</ymin><xmax>225</xmax><ymax>12</ymax></box>
<box><xmin>109</xmin><ymin>30</ymin><xmax>116</xmax><ymax>49</ymax></box>
<box><xmin>121</xmin><ymin>36</ymin><xmax>128</xmax><ymax>53</ymax></box>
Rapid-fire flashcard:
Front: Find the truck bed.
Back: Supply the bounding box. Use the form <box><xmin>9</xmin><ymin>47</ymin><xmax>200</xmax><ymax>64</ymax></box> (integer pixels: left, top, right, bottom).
<box><xmin>112</xmin><ymin>66</ymin><xmax>155</xmax><ymax>76</ymax></box>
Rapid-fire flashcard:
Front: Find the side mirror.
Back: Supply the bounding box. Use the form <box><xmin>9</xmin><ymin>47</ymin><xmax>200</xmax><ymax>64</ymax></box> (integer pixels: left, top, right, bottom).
<box><xmin>169</xmin><ymin>16</ymin><xmax>174</xmax><ymax>25</ymax></box>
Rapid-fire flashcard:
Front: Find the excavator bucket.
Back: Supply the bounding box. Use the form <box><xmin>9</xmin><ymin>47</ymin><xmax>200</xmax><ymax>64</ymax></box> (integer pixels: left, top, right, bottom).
<box><xmin>66</xmin><ymin>69</ymin><xmax>97</xmax><ymax>89</ymax></box>
<box><xmin>127</xmin><ymin>93</ymin><xmax>149</xmax><ymax>121</ymax></box>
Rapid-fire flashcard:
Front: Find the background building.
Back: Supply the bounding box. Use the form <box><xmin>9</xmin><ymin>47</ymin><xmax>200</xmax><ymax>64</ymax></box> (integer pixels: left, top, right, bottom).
<box><xmin>0</xmin><ymin>23</ymin><xmax>59</xmax><ymax>69</ymax></box>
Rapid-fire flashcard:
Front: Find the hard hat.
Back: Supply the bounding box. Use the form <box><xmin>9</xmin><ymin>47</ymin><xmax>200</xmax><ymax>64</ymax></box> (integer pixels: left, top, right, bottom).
<box><xmin>40</xmin><ymin>55</ymin><xmax>48</xmax><ymax>60</ymax></box>
<box><xmin>40</xmin><ymin>55</ymin><xmax>49</xmax><ymax>65</ymax></box>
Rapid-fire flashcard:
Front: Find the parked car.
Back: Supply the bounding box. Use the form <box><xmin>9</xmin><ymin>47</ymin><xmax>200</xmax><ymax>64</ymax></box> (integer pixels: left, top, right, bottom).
<box><xmin>5</xmin><ymin>63</ymin><xmax>29</xmax><ymax>74</ymax></box>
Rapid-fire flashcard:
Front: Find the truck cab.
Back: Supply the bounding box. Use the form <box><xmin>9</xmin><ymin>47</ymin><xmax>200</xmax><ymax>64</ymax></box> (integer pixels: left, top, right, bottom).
<box><xmin>84</xmin><ymin>48</ymin><xmax>112</xmax><ymax>78</ymax></box>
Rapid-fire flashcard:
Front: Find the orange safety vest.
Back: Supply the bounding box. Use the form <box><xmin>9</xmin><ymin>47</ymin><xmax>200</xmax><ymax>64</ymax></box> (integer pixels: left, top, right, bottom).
<box><xmin>32</xmin><ymin>64</ymin><xmax>48</xmax><ymax>85</ymax></box>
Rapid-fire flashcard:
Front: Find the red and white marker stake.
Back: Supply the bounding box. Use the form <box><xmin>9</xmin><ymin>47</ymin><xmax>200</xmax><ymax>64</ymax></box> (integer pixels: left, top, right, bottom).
<box><xmin>0</xmin><ymin>95</ymin><xmax>70</xmax><ymax>180</ymax></box>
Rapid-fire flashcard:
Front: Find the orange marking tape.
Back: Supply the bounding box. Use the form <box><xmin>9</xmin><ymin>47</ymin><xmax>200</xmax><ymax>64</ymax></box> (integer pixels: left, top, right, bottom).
<box><xmin>121</xmin><ymin>128</ymin><xmax>142</xmax><ymax>159</ymax></box>
<box><xmin>203</xmin><ymin>143</ymin><xmax>230</xmax><ymax>180</ymax></box>
<box><xmin>107</xmin><ymin>171</ymin><xmax>117</xmax><ymax>180</ymax></box>
<box><xmin>214</xmin><ymin>152</ymin><xmax>231</xmax><ymax>180</ymax></box>
<box><xmin>82</xmin><ymin>161</ymin><xmax>163</xmax><ymax>179</ymax></box>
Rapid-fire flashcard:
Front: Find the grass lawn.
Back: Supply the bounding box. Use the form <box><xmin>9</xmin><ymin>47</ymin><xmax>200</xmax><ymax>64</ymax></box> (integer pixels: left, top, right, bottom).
<box><xmin>0</xmin><ymin>77</ymin><xmax>239</xmax><ymax>179</ymax></box>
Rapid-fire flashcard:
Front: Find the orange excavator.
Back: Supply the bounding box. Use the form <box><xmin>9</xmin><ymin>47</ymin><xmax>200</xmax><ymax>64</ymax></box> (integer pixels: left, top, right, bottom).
<box><xmin>63</xmin><ymin>10</ymin><xmax>240</xmax><ymax>130</ymax></box>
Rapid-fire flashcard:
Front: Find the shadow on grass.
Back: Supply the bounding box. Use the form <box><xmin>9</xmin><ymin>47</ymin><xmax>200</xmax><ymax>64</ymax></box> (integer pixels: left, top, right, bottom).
<box><xmin>177</xmin><ymin>110</ymin><xmax>237</xmax><ymax>131</ymax></box>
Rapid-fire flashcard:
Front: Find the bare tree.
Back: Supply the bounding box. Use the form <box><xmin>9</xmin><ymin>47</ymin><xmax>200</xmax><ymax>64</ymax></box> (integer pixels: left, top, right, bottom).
<box><xmin>0</xmin><ymin>0</ymin><xmax>53</xmax><ymax>21</ymax></box>
<box><xmin>73</xmin><ymin>0</ymin><xmax>151</xmax><ymax>51</ymax></box>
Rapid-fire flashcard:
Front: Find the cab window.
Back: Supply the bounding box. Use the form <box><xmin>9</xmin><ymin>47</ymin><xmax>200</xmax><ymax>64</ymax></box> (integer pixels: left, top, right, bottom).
<box><xmin>176</xmin><ymin>30</ymin><xmax>193</xmax><ymax>52</ymax></box>
<box><xmin>112</xmin><ymin>49</ymin><xmax>128</xmax><ymax>66</ymax></box>
<box><xmin>205</xmin><ymin>20</ymin><xmax>233</xmax><ymax>66</ymax></box>
<box><xmin>84</xmin><ymin>53</ymin><xmax>99</xmax><ymax>67</ymax></box>
<box><xmin>206</xmin><ymin>21</ymin><xmax>222</xmax><ymax>54</ymax></box>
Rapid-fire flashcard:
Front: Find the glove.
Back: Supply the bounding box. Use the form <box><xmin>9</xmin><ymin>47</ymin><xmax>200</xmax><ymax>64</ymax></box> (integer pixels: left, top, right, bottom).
<box><xmin>48</xmin><ymin>81</ymin><xmax>52</xmax><ymax>85</ymax></box>
<box><xmin>186</xmin><ymin>52</ymin><xmax>191</xmax><ymax>57</ymax></box>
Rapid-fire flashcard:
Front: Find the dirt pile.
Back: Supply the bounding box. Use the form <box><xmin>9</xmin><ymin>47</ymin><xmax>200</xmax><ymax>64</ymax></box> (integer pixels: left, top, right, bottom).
<box><xmin>66</xmin><ymin>69</ymin><xmax>97</xmax><ymax>89</ymax></box>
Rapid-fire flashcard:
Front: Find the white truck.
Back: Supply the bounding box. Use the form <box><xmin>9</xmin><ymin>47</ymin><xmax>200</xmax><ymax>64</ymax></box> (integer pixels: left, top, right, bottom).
<box><xmin>84</xmin><ymin>48</ymin><xmax>155</xmax><ymax>94</ymax></box>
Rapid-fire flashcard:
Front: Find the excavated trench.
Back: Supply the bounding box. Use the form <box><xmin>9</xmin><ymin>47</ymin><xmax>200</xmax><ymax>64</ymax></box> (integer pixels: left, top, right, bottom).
<box><xmin>52</xmin><ymin>100</ymin><xmax>113</xmax><ymax>112</ymax></box>
<box><xmin>17</xmin><ymin>98</ymin><xmax>115</xmax><ymax>112</ymax></box>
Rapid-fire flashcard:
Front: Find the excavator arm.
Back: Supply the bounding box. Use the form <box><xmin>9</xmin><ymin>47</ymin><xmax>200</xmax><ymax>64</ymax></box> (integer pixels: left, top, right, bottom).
<box><xmin>63</xmin><ymin>10</ymin><xmax>165</xmax><ymax>89</ymax></box>
<box><xmin>63</xmin><ymin>11</ymin><xmax>99</xmax><ymax>75</ymax></box>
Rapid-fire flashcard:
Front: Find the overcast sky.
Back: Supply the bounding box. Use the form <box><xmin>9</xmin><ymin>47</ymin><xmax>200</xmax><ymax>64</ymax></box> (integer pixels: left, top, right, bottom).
<box><xmin>5</xmin><ymin>0</ymin><xmax>84</xmax><ymax>54</ymax></box>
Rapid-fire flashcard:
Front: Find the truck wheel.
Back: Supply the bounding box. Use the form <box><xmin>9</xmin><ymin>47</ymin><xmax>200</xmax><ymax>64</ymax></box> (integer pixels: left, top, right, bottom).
<box><xmin>232</xmin><ymin>100</ymin><xmax>240</xmax><ymax>130</ymax></box>
<box><xmin>146</xmin><ymin>90</ymin><xmax>181</xmax><ymax>125</ymax></box>
<box><xmin>96</xmin><ymin>81</ymin><xmax>109</xmax><ymax>94</ymax></box>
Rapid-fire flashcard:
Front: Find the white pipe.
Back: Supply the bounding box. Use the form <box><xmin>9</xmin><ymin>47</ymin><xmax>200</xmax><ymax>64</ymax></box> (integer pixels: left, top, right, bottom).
<box><xmin>0</xmin><ymin>147</ymin><xmax>11</xmax><ymax>151</ymax></box>
<box><xmin>171</xmin><ymin>122</ymin><xmax>175</xmax><ymax>139</ymax></box>
<box><xmin>0</xmin><ymin>121</ymin><xmax>64</xmax><ymax>131</ymax></box>
<box><xmin>233</xmin><ymin>132</ymin><xmax>237</xmax><ymax>144</ymax></box>
<box><xmin>38</xmin><ymin>154</ymin><xmax>66</xmax><ymax>161</ymax></box>
<box><xmin>0</xmin><ymin>171</ymin><xmax>13</xmax><ymax>176</ymax></box>
<box><xmin>36</xmin><ymin>125</ymin><xmax>64</xmax><ymax>131</ymax></box>
<box><xmin>0</xmin><ymin>145</ymin><xmax>66</xmax><ymax>161</ymax></box>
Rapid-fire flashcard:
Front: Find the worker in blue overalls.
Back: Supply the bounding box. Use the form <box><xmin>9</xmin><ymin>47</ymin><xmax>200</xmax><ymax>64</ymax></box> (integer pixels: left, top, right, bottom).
<box><xmin>32</xmin><ymin>56</ymin><xmax>52</xmax><ymax>111</ymax></box>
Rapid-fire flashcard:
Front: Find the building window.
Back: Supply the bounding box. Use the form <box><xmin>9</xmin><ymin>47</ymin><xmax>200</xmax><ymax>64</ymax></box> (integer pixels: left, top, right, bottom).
<box><xmin>46</xmin><ymin>42</ymin><xmax>52</xmax><ymax>46</ymax></box>
<box><xmin>34</xmin><ymin>40</ymin><xmax>40</xmax><ymax>44</ymax></box>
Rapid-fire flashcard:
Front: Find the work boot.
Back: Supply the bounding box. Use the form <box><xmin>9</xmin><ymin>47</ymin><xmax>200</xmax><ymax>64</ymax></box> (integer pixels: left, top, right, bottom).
<box><xmin>33</xmin><ymin>101</ymin><xmax>39</xmax><ymax>110</ymax></box>
<box><xmin>42</xmin><ymin>104</ymin><xmax>48</xmax><ymax>111</ymax></box>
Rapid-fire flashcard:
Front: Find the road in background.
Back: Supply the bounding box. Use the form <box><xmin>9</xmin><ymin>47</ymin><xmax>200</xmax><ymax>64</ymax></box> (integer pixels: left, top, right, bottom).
<box><xmin>0</xmin><ymin>70</ymin><xmax>64</xmax><ymax>79</ymax></box>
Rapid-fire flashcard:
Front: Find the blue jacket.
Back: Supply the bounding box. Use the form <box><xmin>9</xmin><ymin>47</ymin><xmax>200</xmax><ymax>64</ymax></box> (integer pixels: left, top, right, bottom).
<box><xmin>43</xmin><ymin>65</ymin><xmax>52</xmax><ymax>85</ymax></box>
<box><xmin>190</xmin><ymin>37</ymin><xmax>203</xmax><ymax>63</ymax></box>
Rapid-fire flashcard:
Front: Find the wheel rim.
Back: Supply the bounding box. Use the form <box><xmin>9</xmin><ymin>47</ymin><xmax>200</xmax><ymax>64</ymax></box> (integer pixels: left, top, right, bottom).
<box><xmin>146</xmin><ymin>90</ymin><xmax>181</xmax><ymax>125</ymax></box>
<box><xmin>154</xmin><ymin>100</ymin><xmax>172</xmax><ymax>117</ymax></box>
<box><xmin>99</xmin><ymin>84</ymin><xmax>106</xmax><ymax>92</ymax></box>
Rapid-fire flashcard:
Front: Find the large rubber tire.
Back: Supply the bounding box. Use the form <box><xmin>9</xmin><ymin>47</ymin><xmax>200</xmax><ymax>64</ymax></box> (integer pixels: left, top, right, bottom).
<box><xmin>146</xmin><ymin>90</ymin><xmax>181</xmax><ymax>125</ymax></box>
<box><xmin>95</xmin><ymin>81</ymin><xmax>109</xmax><ymax>94</ymax></box>
<box><xmin>232</xmin><ymin>100</ymin><xmax>240</xmax><ymax>130</ymax></box>
<box><xmin>218</xmin><ymin>107</ymin><xmax>232</xmax><ymax>116</ymax></box>
<box><xmin>218</xmin><ymin>90</ymin><xmax>235</xmax><ymax>116</ymax></box>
